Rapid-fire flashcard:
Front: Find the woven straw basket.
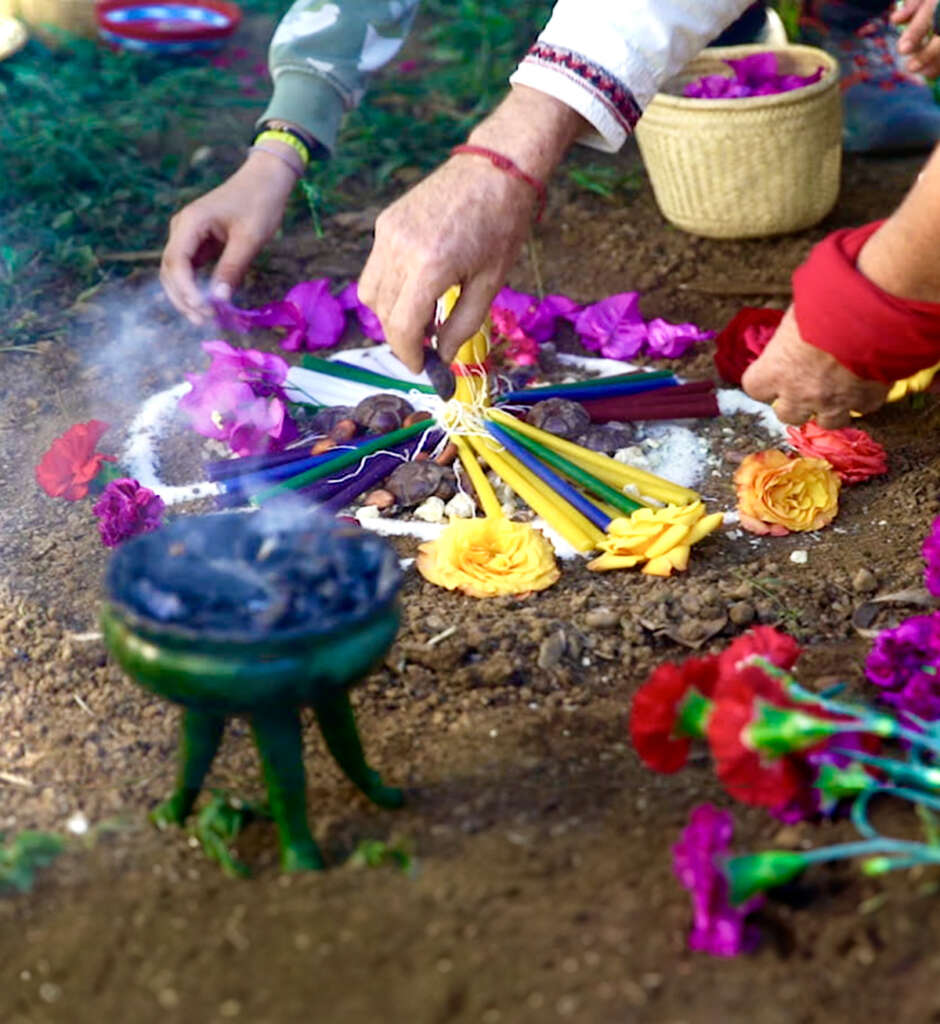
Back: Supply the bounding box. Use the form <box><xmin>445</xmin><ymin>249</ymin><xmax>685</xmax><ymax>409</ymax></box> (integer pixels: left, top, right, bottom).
<box><xmin>634</xmin><ymin>45</ymin><xmax>841</xmax><ymax>239</ymax></box>
<box><xmin>0</xmin><ymin>0</ymin><xmax>96</xmax><ymax>38</ymax></box>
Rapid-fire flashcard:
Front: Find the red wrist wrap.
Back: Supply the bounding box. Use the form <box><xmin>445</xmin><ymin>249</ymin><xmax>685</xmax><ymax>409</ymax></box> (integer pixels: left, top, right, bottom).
<box><xmin>450</xmin><ymin>144</ymin><xmax>547</xmax><ymax>222</ymax></box>
<box><xmin>792</xmin><ymin>220</ymin><xmax>940</xmax><ymax>383</ymax></box>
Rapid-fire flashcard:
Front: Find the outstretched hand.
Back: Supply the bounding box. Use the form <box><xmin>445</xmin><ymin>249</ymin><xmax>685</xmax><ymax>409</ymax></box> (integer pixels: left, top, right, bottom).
<box><xmin>358</xmin><ymin>156</ymin><xmax>537</xmax><ymax>372</ymax></box>
<box><xmin>741</xmin><ymin>305</ymin><xmax>889</xmax><ymax>427</ymax></box>
<box><xmin>358</xmin><ymin>85</ymin><xmax>586</xmax><ymax>373</ymax></box>
<box><xmin>160</xmin><ymin>149</ymin><xmax>296</xmax><ymax>325</ymax></box>
<box><xmin>892</xmin><ymin>0</ymin><xmax>940</xmax><ymax>77</ymax></box>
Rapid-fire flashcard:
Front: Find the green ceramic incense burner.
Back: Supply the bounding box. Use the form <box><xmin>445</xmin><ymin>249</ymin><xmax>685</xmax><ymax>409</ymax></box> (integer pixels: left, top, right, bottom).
<box><xmin>100</xmin><ymin>509</ymin><xmax>404</xmax><ymax>872</ymax></box>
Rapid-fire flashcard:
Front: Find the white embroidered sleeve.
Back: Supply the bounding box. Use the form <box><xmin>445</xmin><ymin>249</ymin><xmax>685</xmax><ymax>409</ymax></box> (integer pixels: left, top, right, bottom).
<box><xmin>509</xmin><ymin>0</ymin><xmax>755</xmax><ymax>152</ymax></box>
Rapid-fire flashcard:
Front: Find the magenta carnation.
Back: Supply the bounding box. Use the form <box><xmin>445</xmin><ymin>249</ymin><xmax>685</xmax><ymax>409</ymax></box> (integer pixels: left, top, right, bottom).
<box><xmin>923</xmin><ymin>516</ymin><xmax>940</xmax><ymax>597</ymax></box>
<box><xmin>865</xmin><ymin>612</ymin><xmax>940</xmax><ymax>722</ymax></box>
<box><xmin>673</xmin><ymin>804</ymin><xmax>763</xmax><ymax>957</ymax></box>
<box><xmin>93</xmin><ymin>478</ymin><xmax>165</xmax><ymax>547</ymax></box>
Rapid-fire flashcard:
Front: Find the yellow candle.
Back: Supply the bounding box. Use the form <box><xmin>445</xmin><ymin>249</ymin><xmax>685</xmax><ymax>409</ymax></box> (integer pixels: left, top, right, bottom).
<box><xmin>453</xmin><ymin>435</ymin><xmax>503</xmax><ymax>519</ymax></box>
<box><xmin>487</xmin><ymin>408</ymin><xmax>697</xmax><ymax>506</ymax></box>
<box><xmin>468</xmin><ymin>435</ymin><xmax>601</xmax><ymax>551</ymax></box>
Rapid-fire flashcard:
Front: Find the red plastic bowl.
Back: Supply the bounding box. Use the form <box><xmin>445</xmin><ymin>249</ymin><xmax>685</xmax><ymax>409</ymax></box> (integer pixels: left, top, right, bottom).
<box><xmin>96</xmin><ymin>0</ymin><xmax>241</xmax><ymax>52</ymax></box>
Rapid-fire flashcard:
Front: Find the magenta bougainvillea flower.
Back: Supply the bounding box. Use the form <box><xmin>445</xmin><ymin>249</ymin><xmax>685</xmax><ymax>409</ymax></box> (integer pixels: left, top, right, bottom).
<box><xmin>490</xmin><ymin>287</ymin><xmax>581</xmax><ymax>343</ymax></box>
<box><xmin>212</xmin><ymin>278</ymin><xmax>345</xmax><ymax>352</ymax></box>
<box><xmin>337</xmin><ymin>281</ymin><xmax>385</xmax><ymax>341</ymax></box>
<box><xmin>92</xmin><ymin>478</ymin><xmax>165</xmax><ymax>547</ymax></box>
<box><xmin>684</xmin><ymin>54</ymin><xmax>824</xmax><ymax>99</ymax></box>
<box><xmin>573</xmin><ymin>293</ymin><xmax>712</xmax><ymax>361</ymax></box>
<box><xmin>645</xmin><ymin>318</ymin><xmax>715</xmax><ymax>359</ymax></box>
<box><xmin>179</xmin><ymin>341</ymin><xmax>298</xmax><ymax>456</ymax></box>
<box><xmin>672</xmin><ymin>804</ymin><xmax>763</xmax><ymax>957</ymax></box>
<box><xmin>573</xmin><ymin>291</ymin><xmax>647</xmax><ymax>358</ymax></box>
<box><xmin>923</xmin><ymin>516</ymin><xmax>940</xmax><ymax>597</ymax></box>
<box><xmin>865</xmin><ymin>612</ymin><xmax>940</xmax><ymax>722</ymax></box>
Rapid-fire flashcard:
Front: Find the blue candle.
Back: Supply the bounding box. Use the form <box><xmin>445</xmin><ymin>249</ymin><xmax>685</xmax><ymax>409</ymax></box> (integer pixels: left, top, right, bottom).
<box><xmin>484</xmin><ymin>422</ymin><xmax>612</xmax><ymax>532</ymax></box>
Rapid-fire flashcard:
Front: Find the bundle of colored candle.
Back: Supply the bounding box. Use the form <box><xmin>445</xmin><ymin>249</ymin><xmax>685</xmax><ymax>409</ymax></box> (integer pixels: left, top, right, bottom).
<box><xmin>201</xmin><ymin>288</ymin><xmax>726</xmax><ymax>582</ymax></box>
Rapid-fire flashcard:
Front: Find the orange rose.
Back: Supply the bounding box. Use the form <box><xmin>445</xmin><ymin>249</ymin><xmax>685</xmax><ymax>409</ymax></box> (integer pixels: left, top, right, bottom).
<box><xmin>786</xmin><ymin>422</ymin><xmax>887</xmax><ymax>485</ymax></box>
<box><xmin>735</xmin><ymin>450</ymin><xmax>839</xmax><ymax>536</ymax></box>
<box><xmin>417</xmin><ymin>517</ymin><xmax>559</xmax><ymax>598</ymax></box>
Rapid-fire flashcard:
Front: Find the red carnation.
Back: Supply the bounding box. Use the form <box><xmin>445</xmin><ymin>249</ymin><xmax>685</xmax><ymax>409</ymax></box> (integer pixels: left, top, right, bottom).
<box><xmin>786</xmin><ymin>422</ymin><xmax>888</xmax><ymax>485</ymax></box>
<box><xmin>629</xmin><ymin>655</ymin><xmax>720</xmax><ymax>773</ymax></box>
<box><xmin>35</xmin><ymin>420</ymin><xmax>117</xmax><ymax>500</ymax></box>
<box><xmin>707</xmin><ymin>664</ymin><xmax>811</xmax><ymax>810</ymax></box>
<box><xmin>718</xmin><ymin>625</ymin><xmax>801</xmax><ymax>678</ymax></box>
<box><xmin>713</xmin><ymin>307</ymin><xmax>784</xmax><ymax>386</ymax></box>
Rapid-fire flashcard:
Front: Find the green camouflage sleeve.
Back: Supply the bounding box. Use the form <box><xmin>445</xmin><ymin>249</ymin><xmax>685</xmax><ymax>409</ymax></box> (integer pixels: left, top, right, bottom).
<box><xmin>259</xmin><ymin>0</ymin><xmax>420</xmax><ymax>153</ymax></box>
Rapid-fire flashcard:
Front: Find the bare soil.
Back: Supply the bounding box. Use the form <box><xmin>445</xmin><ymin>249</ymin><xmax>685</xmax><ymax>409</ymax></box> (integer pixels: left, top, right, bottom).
<box><xmin>2</xmin><ymin>134</ymin><xmax>940</xmax><ymax>1022</ymax></box>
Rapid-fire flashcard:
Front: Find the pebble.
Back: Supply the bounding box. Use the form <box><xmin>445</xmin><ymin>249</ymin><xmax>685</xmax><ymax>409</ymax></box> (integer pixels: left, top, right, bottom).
<box><xmin>790</xmin><ymin>550</ymin><xmax>808</xmax><ymax>564</ymax></box>
<box><xmin>444</xmin><ymin>493</ymin><xmax>475</xmax><ymax>519</ymax></box>
<box><xmin>413</xmin><ymin>497</ymin><xmax>446</xmax><ymax>523</ymax></box>
<box><xmin>537</xmin><ymin>631</ymin><xmax>566</xmax><ymax>670</ymax></box>
<box><xmin>852</xmin><ymin>567</ymin><xmax>878</xmax><ymax>594</ymax></box>
<box><xmin>354</xmin><ymin>506</ymin><xmax>381</xmax><ymax>523</ymax></box>
<box><xmin>584</xmin><ymin>607</ymin><xmax>619</xmax><ymax>629</ymax></box>
<box><xmin>362</xmin><ymin>489</ymin><xmax>395</xmax><ymax>510</ymax></box>
<box><xmin>728</xmin><ymin>600</ymin><xmax>755</xmax><ymax>626</ymax></box>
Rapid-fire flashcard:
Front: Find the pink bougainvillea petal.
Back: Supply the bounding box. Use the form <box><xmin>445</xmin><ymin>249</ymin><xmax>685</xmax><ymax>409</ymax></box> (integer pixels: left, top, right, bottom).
<box><xmin>573</xmin><ymin>292</ymin><xmax>644</xmax><ymax>356</ymax></box>
<box><xmin>646</xmin><ymin>318</ymin><xmax>715</xmax><ymax>359</ymax></box>
<box><xmin>338</xmin><ymin>281</ymin><xmax>385</xmax><ymax>342</ymax></box>
<box><xmin>285</xmin><ymin>278</ymin><xmax>346</xmax><ymax>350</ymax></box>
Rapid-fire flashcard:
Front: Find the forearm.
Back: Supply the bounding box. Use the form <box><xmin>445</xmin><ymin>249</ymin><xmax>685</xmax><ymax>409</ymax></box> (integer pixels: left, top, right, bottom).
<box><xmin>261</xmin><ymin>0</ymin><xmax>420</xmax><ymax>152</ymax></box>
<box><xmin>857</xmin><ymin>144</ymin><xmax>940</xmax><ymax>301</ymax></box>
<box><xmin>509</xmin><ymin>0</ymin><xmax>755</xmax><ymax>152</ymax></box>
<box><xmin>464</xmin><ymin>86</ymin><xmax>587</xmax><ymax>181</ymax></box>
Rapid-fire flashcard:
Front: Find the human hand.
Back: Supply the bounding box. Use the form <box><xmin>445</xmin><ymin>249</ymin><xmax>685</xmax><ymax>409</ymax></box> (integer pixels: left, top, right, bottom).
<box><xmin>358</xmin><ymin>86</ymin><xmax>585</xmax><ymax>373</ymax></box>
<box><xmin>892</xmin><ymin>0</ymin><xmax>940</xmax><ymax>77</ymax></box>
<box><xmin>741</xmin><ymin>306</ymin><xmax>889</xmax><ymax>427</ymax></box>
<box><xmin>160</xmin><ymin>149</ymin><xmax>296</xmax><ymax>325</ymax></box>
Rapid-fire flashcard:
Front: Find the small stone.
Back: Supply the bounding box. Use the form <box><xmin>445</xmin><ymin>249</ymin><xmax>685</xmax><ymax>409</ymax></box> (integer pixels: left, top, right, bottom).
<box><xmin>444</xmin><ymin>493</ymin><xmax>475</xmax><ymax>519</ymax></box>
<box><xmin>538</xmin><ymin>631</ymin><xmax>566</xmax><ymax>670</ymax></box>
<box><xmin>526</xmin><ymin>398</ymin><xmax>589</xmax><ymax>439</ymax></box>
<box><xmin>852</xmin><ymin>567</ymin><xmax>878</xmax><ymax>594</ymax></box>
<box><xmin>414</xmin><ymin>497</ymin><xmax>446</xmax><ymax>523</ymax></box>
<box><xmin>327</xmin><ymin>418</ymin><xmax>358</xmax><ymax>443</ymax></box>
<box><xmin>362</xmin><ymin>489</ymin><xmax>395</xmax><ymax>509</ymax></box>
<box><xmin>790</xmin><ymin>550</ymin><xmax>808</xmax><ymax>565</ymax></box>
<box><xmin>354</xmin><ymin>506</ymin><xmax>381</xmax><ymax>523</ymax></box>
<box><xmin>157</xmin><ymin>988</ymin><xmax>179</xmax><ymax>1010</ymax></box>
<box><xmin>584</xmin><ymin>607</ymin><xmax>619</xmax><ymax>629</ymax></box>
<box><xmin>728</xmin><ymin>600</ymin><xmax>755</xmax><ymax>626</ymax></box>
<box><xmin>219</xmin><ymin>999</ymin><xmax>241</xmax><ymax>1018</ymax></box>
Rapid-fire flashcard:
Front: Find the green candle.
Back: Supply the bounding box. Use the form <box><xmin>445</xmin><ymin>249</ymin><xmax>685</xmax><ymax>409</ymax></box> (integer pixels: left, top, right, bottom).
<box><xmin>494</xmin><ymin>419</ymin><xmax>644</xmax><ymax>516</ymax></box>
<box><xmin>301</xmin><ymin>355</ymin><xmax>436</xmax><ymax>395</ymax></box>
<box><xmin>250</xmin><ymin>418</ymin><xmax>433</xmax><ymax>505</ymax></box>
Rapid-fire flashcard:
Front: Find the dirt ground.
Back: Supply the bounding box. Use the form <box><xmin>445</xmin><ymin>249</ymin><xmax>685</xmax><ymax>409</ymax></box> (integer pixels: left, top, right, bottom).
<box><xmin>3</xmin><ymin>127</ymin><xmax>940</xmax><ymax>1023</ymax></box>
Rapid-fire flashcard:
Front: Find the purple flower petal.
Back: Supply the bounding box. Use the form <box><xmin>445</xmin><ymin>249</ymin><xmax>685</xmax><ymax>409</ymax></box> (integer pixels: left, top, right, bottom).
<box><xmin>212</xmin><ymin>298</ymin><xmax>303</xmax><ymax>334</ymax></box>
<box><xmin>673</xmin><ymin>804</ymin><xmax>763</xmax><ymax>957</ymax></box>
<box><xmin>92</xmin><ymin>478</ymin><xmax>165</xmax><ymax>548</ymax></box>
<box><xmin>338</xmin><ymin>281</ymin><xmax>385</xmax><ymax>342</ymax></box>
<box><xmin>645</xmin><ymin>318</ymin><xmax>715</xmax><ymax>359</ymax></box>
<box><xmin>285</xmin><ymin>278</ymin><xmax>346</xmax><ymax>350</ymax></box>
<box><xmin>574</xmin><ymin>292</ymin><xmax>644</xmax><ymax>356</ymax></box>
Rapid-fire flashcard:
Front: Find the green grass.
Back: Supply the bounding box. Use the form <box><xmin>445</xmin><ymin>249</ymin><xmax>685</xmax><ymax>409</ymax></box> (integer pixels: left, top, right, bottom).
<box><xmin>0</xmin><ymin>0</ymin><xmax>553</xmax><ymax>343</ymax></box>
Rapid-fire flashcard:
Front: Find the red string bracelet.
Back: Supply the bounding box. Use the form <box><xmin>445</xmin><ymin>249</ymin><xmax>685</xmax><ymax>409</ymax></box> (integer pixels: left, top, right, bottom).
<box><xmin>450</xmin><ymin>144</ymin><xmax>547</xmax><ymax>222</ymax></box>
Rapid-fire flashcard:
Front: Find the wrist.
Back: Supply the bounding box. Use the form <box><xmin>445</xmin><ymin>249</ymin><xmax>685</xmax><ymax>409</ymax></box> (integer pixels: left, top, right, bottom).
<box><xmin>857</xmin><ymin>219</ymin><xmax>940</xmax><ymax>303</ymax></box>
<box><xmin>466</xmin><ymin>85</ymin><xmax>585</xmax><ymax>180</ymax></box>
<box><xmin>242</xmin><ymin>145</ymin><xmax>299</xmax><ymax>196</ymax></box>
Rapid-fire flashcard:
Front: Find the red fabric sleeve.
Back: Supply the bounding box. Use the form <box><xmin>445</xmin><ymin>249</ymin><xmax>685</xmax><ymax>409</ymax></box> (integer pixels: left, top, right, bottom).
<box><xmin>792</xmin><ymin>220</ymin><xmax>940</xmax><ymax>383</ymax></box>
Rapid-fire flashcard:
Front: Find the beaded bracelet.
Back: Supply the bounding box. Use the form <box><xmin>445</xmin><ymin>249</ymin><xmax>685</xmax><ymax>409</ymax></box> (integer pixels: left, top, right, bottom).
<box><xmin>249</xmin><ymin>143</ymin><xmax>304</xmax><ymax>180</ymax></box>
<box><xmin>450</xmin><ymin>143</ymin><xmax>547</xmax><ymax>221</ymax></box>
<box><xmin>254</xmin><ymin>128</ymin><xmax>310</xmax><ymax>169</ymax></box>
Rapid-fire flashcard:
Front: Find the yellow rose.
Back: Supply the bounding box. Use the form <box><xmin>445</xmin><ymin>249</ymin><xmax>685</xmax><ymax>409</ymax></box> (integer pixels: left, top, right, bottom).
<box><xmin>417</xmin><ymin>517</ymin><xmax>560</xmax><ymax>598</ymax></box>
<box><xmin>734</xmin><ymin>450</ymin><xmax>839</xmax><ymax>536</ymax></box>
<box><xmin>587</xmin><ymin>501</ymin><xmax>723</xmax><ymax>576</ymax></box>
